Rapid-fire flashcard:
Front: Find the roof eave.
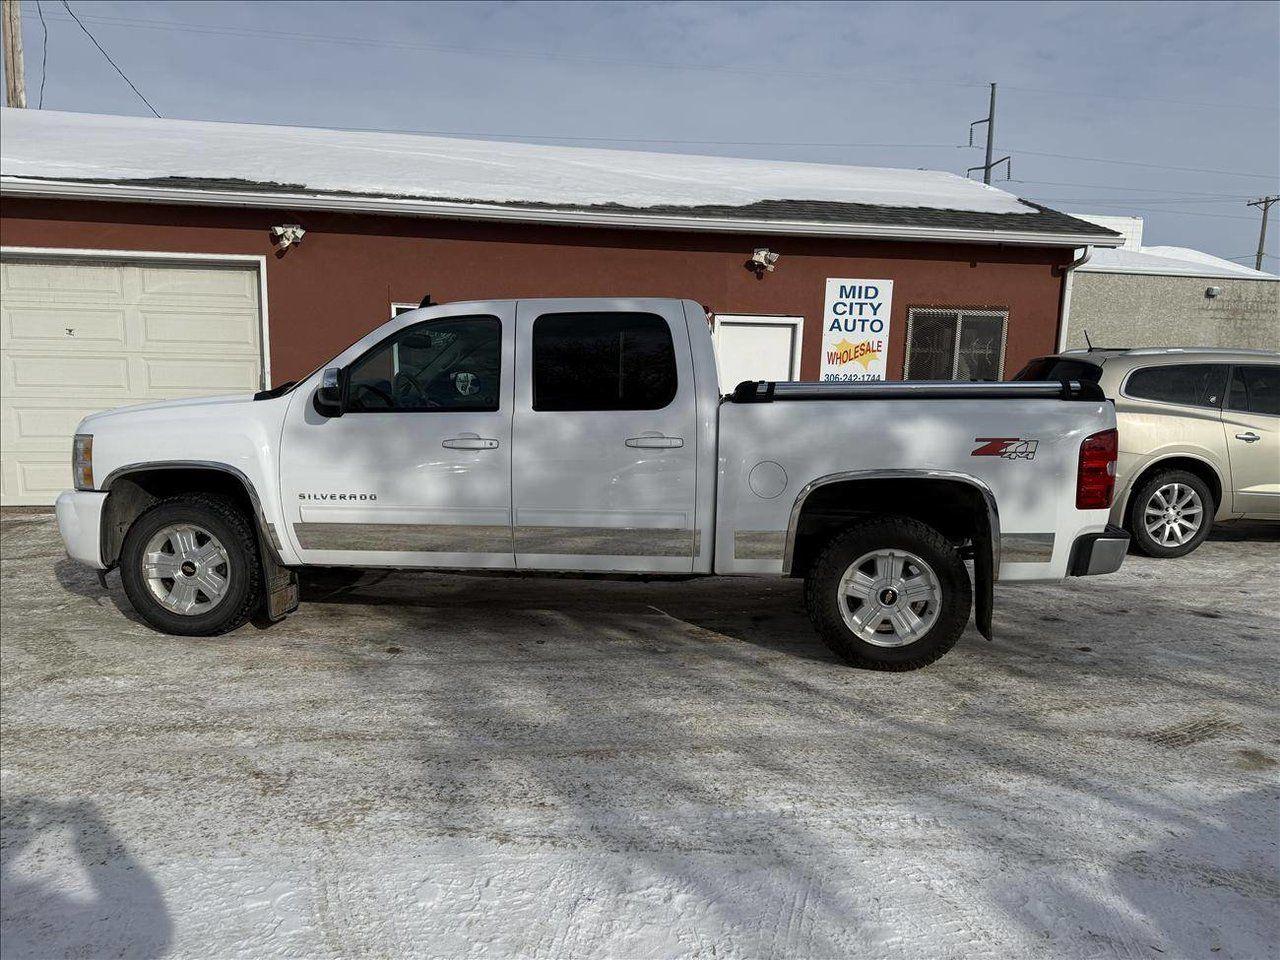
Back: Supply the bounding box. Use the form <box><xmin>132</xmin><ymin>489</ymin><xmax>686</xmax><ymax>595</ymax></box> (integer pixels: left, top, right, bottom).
<box><xmin>0</xmin><ymin>176</ymin><xmax>1123</xmax><ymax>248</ymax></box>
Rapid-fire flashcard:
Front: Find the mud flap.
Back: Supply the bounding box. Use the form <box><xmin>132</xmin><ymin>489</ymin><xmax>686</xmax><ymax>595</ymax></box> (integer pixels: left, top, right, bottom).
<box><xmin>260</xmin><ymin>542</ymin><xmax>299</xmax><ymax>623</ymax></box>
<box><xmin>974</xmin><ymin>532</ymin><xmax>994</xmax><ymax>641</ymax></box>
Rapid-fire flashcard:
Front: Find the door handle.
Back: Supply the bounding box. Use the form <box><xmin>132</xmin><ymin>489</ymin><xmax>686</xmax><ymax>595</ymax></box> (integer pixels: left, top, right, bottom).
<box><xmin>625</xmin><ymin>435</ymin><xmax>684</xmax><ymax>449</ymax></box>
<box><xmin>1235</xmin><ymin>432</ymin><xmax>1261</xmax><ymax>443</ymax></box>
<box><xmin>442</xmin><ymin>434</ymin><xmax>499</xmax><ymax>450</ymax></box>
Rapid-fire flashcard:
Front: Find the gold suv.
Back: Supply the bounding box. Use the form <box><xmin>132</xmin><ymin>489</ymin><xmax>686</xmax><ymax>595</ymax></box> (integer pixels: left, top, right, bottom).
<box><xmin>1015</xmin><ymin>349</ymin><xmax>1279</xmax><ymax>557</ymax></box>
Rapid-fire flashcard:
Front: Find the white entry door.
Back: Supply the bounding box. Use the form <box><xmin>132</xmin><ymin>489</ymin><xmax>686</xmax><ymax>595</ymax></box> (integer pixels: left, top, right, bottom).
<box><xmin>713</xmin><ymin>314</ymin><xmax>803</xmax><ymax>388</ymax></box>
<box><xmin>0</xmin><ymin>254</ymin><xmax>265</xmax><ymax>505</ymax></box>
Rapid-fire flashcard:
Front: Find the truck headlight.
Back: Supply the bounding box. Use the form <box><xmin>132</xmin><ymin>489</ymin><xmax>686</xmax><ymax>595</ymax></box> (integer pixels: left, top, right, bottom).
<box><xmin>73</xmin><ymin>434</ymin><xmax>94</xmax><ymax>490</ymax></box>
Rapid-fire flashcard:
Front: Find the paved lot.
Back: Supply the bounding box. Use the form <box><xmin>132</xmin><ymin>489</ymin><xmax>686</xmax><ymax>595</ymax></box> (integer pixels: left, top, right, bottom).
<box><xmin>1</xmin><ymin>512</ymin><xmax>1277</xmax><ymax>959</ymax></box>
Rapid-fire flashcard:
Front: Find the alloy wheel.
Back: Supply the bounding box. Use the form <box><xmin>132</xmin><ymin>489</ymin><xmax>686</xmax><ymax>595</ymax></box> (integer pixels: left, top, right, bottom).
<box><xmin>142</xmin><ymin>524</ymin><xmax>232</xmax><ymax>615</ymax></box>
<box><xmin>1144</xmin><ymin>482</ymin><xmax>1204</xmax><ymax>547</ymax></box>
<box><xmin>838</xmin><ymin>548</ymin><xmax>942</xmax><ymax>647</ymax></box>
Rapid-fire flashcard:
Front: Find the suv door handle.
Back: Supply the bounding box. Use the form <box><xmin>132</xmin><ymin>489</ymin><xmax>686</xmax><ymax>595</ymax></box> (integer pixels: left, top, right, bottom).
<box><xmin>443</xmin><ymin>434</ymin><xmax>499</xmax><ymax>450</ymax></box>
<box><xmin>625</xmin><ymin>435</ymin><xmax>684</xmax><ymax>449</ymax></box>
<box><xmin>1235</xmin><ymin>432</ymin><xmax>1261</xmax><ymax>443</ymax></box>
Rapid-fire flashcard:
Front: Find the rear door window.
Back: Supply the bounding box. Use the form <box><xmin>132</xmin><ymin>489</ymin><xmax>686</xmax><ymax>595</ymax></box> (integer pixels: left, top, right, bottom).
<box><xmin>532</xmin><ymin>312</ymin><xmax>677</xmax><ymax>411</ymax></box>
<box><xmin>1227</xmin><ymin>365</ymin><xmax>1280</xmax><ymax>416</ymax></box>
<box><xmin>1124</xmin><ymin>364</ymin><xmax>1228</xmax><ymax>408</ymax></box>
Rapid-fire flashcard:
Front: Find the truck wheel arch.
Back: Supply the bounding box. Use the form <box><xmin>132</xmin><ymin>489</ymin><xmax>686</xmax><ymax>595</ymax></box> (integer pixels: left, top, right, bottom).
<box><xmin>783</xmin><ymin>470</ymin><xmax>1000</xmax><ymax>639</ymax></box>
<box><xmin>98</xmin><ymin>461</ymin><xmax>282</xmax><ymax>569</ymax></box>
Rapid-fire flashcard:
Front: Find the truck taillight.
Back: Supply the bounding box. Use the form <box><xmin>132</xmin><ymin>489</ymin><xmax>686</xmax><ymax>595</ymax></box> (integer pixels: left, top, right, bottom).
<box><xmin>1077</xmin><ymin>428</ymin><xmax>1117</xmax><ymax>510</ymax></box>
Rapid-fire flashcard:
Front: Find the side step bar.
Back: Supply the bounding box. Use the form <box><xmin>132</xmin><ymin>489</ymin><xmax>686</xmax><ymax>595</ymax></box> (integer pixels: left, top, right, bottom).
<box><xmin>729</xmin><ymin>379</ymin><xmax>1106</xmax><ymax>403</ymax></box>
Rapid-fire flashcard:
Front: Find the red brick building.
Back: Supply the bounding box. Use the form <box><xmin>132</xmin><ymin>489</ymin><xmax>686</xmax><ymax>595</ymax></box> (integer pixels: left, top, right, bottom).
<box><xmin>0</xmin><ymin>109</ymin><xmax>1118</xmax><ymax>504</ymax></box>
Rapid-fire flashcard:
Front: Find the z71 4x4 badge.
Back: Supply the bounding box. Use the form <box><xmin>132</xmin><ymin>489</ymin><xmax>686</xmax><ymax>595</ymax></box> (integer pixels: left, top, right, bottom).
<box><xmin>972</xmin><ymin>437</ymin><xmax>1039</xmax><ymax>460</ymax></box>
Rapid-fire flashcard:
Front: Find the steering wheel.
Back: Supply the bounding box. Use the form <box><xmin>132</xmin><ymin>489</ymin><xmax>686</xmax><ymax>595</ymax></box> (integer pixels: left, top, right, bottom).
<box><xmin>353</xmin><ymin>382</ymin><xmax>394</xmax><ymax>409</ymax></box>
<box><xmin>392</xmin><ymin>371</ymin><xmax>444</xmax><ymax>407</ymax></box>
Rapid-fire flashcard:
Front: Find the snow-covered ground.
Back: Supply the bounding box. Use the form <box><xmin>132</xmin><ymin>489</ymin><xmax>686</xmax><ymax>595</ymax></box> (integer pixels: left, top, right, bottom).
<box><xmin>2</xmin><ymin>513</ymin><xmax>1277</xmax><ymax>959</ymax></box>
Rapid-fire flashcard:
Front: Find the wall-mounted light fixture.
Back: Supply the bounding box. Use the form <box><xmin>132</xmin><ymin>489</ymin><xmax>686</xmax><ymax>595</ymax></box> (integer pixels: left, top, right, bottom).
<box><xmin>1205</xmin><ymin>286</ymin><xmax>1222</xmax><ymax>299</ymax></box>
<box><xmin>270</xmin><ymin>224</ymin><xmax>306</xmax><ymax>250</ymax></box>
<box><xmin>746</xmin><ymin>247</ymin><xmax>780</xmax><ymax>279</ymax></box>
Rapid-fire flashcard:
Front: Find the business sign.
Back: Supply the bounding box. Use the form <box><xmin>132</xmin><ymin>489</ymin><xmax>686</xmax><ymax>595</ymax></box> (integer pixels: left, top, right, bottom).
<box><xmin>819</xmin><ymin>278</ymin><xmax>893</xmax><ymax>381</ymax></box>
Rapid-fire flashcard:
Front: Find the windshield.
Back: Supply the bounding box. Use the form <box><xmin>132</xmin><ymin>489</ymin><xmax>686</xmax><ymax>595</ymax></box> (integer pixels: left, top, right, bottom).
<box><xmin>1012</xmin><ymin>357</ymin><xmax>1103</xmax><ymax>383</ymax></box>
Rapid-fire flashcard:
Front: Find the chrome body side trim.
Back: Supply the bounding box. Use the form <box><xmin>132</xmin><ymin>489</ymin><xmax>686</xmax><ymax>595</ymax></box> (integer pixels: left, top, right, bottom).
<box><xmin>515</xmin><ymin>526</ymin><xmax>694</xmax><ymax>557</ymax></box>
<box><xmin>733</xmin><ymin>529</ymin><xmax>787</xmax><ymax>560</ymax></box>
<box><xmin>294</xmin><ymin>522</ymin><xmax>512</xmax><ymax>553</ymax></box>
<box><xmin>999</xmin><ymin>533</ymin><xmax>1056</xmax><ymax>563</ymax></box>
<box><xmin>291</xmin><ymin>522</ymin><xmax>698</xmax><ymax>557</ymax></box>
<box><xmin>781</xmin><ymin>469</ymin><xmax>1001</xmax><ymax>577</ymax></box>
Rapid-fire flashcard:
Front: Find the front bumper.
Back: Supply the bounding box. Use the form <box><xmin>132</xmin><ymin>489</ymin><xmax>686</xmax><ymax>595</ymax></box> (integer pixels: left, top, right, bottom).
<box><xmin>55</xmin><ymin>490</ymin><xmax>108</xmax><ymax>569</ymax></box>
<box><xmin>1068</xmin><ymin>524</ymin><xmax>1129</xmax><ymax>577</ymax></box>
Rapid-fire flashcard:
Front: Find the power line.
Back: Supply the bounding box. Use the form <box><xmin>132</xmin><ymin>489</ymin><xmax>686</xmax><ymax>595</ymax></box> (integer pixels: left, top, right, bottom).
<box><xmin>24</xmin><ymin>6</ymin><xmax>1279</xmax><ymax>115</ymax></box>
<box><xmin>999</xmin><ymin>145</ymin><xmax>1277</xmax><ymax>180</ymax></box>
<box><xmin>59</xmin><ymin>1</ymin><xmax>158</xmax><ymax>117</ymax></box>
<box><xmin>26</xmin><ymin>9</ymin><xmax>989</xmax><ymax>94</ymax></box>
<box><xmin>1021</xmin><ymin>196</ymin><xmax>1253</xmax><ymax>204</ymax></box>
<box><xmin>1010</xmin><ymin>178</ymin><xmax>1253</xmax><ymax>198</ymax></box>
<box><xmin>1032</xmin><ymin>202</ymin><xmax>1256</xmax><ymax>221</ymax></box>
<box><xmin>34</xmin><ymin>0</ymin><xmax>45</xmax><ymax>108</ymax></box>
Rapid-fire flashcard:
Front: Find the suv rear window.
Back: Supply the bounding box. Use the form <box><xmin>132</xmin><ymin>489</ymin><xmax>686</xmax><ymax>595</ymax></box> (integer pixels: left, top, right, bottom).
<box><xmin>1124</xmin><ymin>364</ymin><xmax>1228</xmax><ymax>408</ymax></box>
<box><xmin>1011</xmin><ymin>357</ymin><xmax>1103</xmax><ymax>383</ymax></box>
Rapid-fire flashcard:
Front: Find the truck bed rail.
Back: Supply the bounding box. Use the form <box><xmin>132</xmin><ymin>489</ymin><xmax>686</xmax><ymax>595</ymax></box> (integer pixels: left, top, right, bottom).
<box><xmin>728</xmin><ymin>379</ymin><xmax>1106</xmax><ymax>403</ymax></box>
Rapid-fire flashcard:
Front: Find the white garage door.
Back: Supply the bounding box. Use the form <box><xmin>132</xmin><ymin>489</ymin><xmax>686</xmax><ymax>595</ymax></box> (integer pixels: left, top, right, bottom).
<box><xmin>1</xmin><ymin>255</ymin><xmax>265</xmax><ymax>506</ymax></box>
<box><xmin>713</xmin><ymin>314</ymin><xmax>804</xmax><ymax>389</ymax></box>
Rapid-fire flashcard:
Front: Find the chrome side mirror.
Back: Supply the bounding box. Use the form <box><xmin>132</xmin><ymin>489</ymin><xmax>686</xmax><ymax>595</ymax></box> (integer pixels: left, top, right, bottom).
<box><xmin>314</xmin><ymin>367</ymin><xmax>345</xmax><ymax>417</ymax></box>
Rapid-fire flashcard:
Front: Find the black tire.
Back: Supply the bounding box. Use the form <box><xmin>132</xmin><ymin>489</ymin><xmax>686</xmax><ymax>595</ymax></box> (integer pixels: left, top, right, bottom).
<box><xmin>804</xmin><ymin>516</ymin><xmax>972</xmax><ymax>671</ymax></box>
<box><xmin>1126</xmin><ymin>469</ymin><xmax>1214</xmax><ymax>558</ymax></box>
<box><xmin>119</xmin><ymin>494</ymin><xmax>263</xmax><ymax>636</ymax></box>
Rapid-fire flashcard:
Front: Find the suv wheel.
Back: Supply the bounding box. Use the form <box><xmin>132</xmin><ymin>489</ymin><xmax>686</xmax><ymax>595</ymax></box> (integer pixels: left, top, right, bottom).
<box><xmin>804</xmin><ymin>516</ymin><xmax>972</xmax><ymax>670</ymax></box>
<box><xmin>1127</xmin><ymin>469</ymin><xmax>1214</xmax><ymax>558</ymax></box>
<box><xmin>119</xmin><ymin>495</ymin><xmax>263</xmax><ymax>635</ymax></box>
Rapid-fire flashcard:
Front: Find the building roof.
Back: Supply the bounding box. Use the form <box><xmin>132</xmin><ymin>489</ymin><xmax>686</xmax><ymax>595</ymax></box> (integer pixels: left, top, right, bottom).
<box><xmin>1067</xmin><ymin>212</ymin><xmax>1144</xmax><ymax>250</ymax></box>
<box><xmin>1079</xmin><ymin>245</ymin><xmax>1278</xmax><ymax>281</ymax></box>
<box><xmin>0</xmin><ymin>109</ymin><xmax>1120</xmax><ymax>247</ymax></box>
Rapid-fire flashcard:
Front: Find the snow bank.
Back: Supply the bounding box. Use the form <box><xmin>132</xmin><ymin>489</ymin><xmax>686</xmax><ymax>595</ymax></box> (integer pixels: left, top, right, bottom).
<box><xmin>0</xmin><ymin>108</ymin><xmax>1035</xmax><ymax>215</ymax></box>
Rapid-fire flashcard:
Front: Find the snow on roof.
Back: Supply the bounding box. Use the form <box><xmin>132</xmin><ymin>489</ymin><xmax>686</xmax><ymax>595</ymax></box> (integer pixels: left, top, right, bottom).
<box><xmin>0</xmin><ymin>108</ymin><xmax>1037</xmax><ymax>216</ymax></box>
<box><xmin>1080</xmin><ymin>244</ymin><xmax>1278</xmax><ymax>281</ymax></box>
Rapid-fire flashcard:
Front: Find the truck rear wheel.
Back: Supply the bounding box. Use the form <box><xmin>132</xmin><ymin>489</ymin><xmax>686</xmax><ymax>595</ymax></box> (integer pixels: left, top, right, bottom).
<box><xmin>804</xmin><ymin>517</ymin><xmax>971</xmax><ymax>670</ymax></box>
<box><xmin>119</xmin><ymin>494</ymin><xmax>263</xmax><ymax>636</ymax></box>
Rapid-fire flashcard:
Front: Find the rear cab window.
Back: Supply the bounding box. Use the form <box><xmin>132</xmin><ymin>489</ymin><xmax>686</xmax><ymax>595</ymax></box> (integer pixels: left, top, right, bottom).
<box><xmin>1123</xmin><ymin>364</ymin><xmax>1229</xmax><ymax>409</ymax></box>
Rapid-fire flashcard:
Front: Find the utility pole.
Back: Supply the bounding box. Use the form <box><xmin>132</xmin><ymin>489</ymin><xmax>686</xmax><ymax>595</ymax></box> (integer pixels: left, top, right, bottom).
<box><xmin>1247</xmin><ymin>196</ymin><xmax>1278</xmax><ymax>271</ymax></box>
<box><xmin>2</xmin><ymin>0</ymin><xmax>25</xmax><ymax>109</ymax></box>
<box><xmin>968</xmin><ymin>83</ymin><xmax>1010</xmax><ymax>183</ymax></box>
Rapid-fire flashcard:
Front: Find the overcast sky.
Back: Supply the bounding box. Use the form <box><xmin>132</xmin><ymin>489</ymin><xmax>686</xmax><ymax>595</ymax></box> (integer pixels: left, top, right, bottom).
<box><xmin>6</xmin><ymin>0</ymin><xmax>1278</xmax><ymax>264</ymax></box>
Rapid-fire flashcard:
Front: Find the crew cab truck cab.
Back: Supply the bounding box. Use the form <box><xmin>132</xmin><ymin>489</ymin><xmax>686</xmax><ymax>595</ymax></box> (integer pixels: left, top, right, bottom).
<box><xmin>57</xmin><ymin>298</ymin><xmax>1127</xmax><ymax>670</ymax></box>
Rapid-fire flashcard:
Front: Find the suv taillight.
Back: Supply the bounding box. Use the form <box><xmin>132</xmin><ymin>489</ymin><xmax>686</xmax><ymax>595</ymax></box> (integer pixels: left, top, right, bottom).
<box><xmin>1077</xmin><ymin>428</ymin><xmax>1118</xmax><ymax>509</ymax></box>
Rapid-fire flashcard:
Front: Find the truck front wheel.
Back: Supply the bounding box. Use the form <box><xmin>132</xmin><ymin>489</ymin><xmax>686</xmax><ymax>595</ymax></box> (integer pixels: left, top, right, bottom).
<box><xmin>804</xmin><ymin>517</ymin><xmax>972</xmax><ymax>670</ymax></box>
<box><xmin>119</xmin><ymin>494</ymin><xmax>263</xmax><ymax>636</ymax></box>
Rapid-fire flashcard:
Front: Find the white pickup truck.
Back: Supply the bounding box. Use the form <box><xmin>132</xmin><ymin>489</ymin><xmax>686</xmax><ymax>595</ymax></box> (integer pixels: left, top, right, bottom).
<box><xmin>56</xmin><ymin>298</ymin><xmax>1128</xmax><ymax>670</ymax></box>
